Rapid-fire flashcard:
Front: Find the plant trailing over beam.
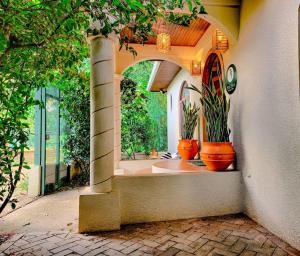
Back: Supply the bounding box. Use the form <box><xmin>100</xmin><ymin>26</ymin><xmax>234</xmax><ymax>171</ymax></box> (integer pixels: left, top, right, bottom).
<box><xmin>86</xmin><ymin>0</ymin><xmax>207</xmax><ymax>56</ymax></box>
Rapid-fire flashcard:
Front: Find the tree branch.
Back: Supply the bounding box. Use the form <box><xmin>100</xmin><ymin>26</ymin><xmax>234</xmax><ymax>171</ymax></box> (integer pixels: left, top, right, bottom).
<box><xmin>0</xmin><ymin>5</ymin><xmax>80</xmax><ymax>65</ymax></box>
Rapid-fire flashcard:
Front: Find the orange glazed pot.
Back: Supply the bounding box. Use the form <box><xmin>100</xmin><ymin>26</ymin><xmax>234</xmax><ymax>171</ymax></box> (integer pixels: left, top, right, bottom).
<box><xmin>178</xmin><ymin>139</ymin><xmax>198</xmax><ymax>160</ymax></box>
<box><xmin>200</xmin><ymin>142</ymin><xmax>235</xmax><ymax>171</ymax></box>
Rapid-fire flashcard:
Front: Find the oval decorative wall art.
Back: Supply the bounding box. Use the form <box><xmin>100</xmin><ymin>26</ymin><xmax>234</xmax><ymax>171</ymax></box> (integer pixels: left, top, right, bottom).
<box><xmin>225</xmin><ymin>64</ymin><xmax>237</xmax><ymax>94</ymax></box>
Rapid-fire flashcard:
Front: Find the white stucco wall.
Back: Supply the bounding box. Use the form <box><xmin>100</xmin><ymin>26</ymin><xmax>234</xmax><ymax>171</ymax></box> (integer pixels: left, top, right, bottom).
<box><xmin>113</xmin><ymin>171</ymin><xmax>243</xmax><ymax>225</ymax></box>
<box><xmin>223</xmin><ymin>0</ymin><xmax>300</xmax><ymax>250</ymax></box>
<box><xmin>166</xmin><ymin>69</ymin><xmax>201</xmax><ymax>153</ymax></box>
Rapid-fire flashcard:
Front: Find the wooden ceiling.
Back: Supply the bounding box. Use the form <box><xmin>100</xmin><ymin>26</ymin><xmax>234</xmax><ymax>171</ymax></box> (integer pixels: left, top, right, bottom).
<box><xmin>148</xmin><ymin>61</ymin><xmax>181</xmax><ymax>92</ymax></box>
<box><xmin>122</xmin><ymin>18</ymin><xmax>210</xmax><ymax>47</ymax></box>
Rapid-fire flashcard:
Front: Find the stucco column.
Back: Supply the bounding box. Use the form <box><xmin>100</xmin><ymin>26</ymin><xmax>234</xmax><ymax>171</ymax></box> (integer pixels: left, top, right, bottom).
<box><xmin>114</xmin><ymin>74</ymin><xmax>123</xmax><ymax>169</ymax></box>
<box><xmin>90</xmin><ymin>37</ymin><xmax>115</xmax><ymax>193</ymax></box>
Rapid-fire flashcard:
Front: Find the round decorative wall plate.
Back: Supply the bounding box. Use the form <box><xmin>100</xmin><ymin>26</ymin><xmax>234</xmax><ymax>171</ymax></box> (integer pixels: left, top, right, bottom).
<box><xmin>225</xmin><ymin>64</ymin><xmax>237</xmax><ymax>94</ymax></box>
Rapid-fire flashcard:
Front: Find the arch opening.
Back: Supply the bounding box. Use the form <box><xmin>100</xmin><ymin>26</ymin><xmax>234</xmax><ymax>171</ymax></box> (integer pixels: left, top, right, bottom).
<box><xmin>201</xmin><ymin>52</ymin><xmax>224</xmax><ymax>141</ymax></box>
<box><xmin>119</xmin><ymin>58</ymin><xmax>198</xmax><ymax>162</ymax></box>
<box><xmin>120</xmin><ymin>60</ymin><xmax>172</xmax><ymax>161</ymax></box>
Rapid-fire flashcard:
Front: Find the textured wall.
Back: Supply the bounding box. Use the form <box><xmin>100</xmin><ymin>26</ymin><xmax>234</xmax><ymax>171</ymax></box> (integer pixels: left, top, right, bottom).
<box><xmin>224</xmin><ymin>0</ymin><xmax>300</xmax><ymax>249</ymax></box>
<box><xmin>113</xmin><ymin>171</ymin><xmax>243</xmax><ymax>225</ymax></box>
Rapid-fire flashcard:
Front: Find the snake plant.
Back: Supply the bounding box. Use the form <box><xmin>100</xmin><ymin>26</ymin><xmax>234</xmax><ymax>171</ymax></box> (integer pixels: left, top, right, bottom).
<box><xmin>188</xmin><ymin>68</ymin><xmax>231</xmax><ymax>142</ymax></box>
<box><xmin>181</xmin><ymin>101</ymin><xmax>200</xmax><ymax>140</ymax></box>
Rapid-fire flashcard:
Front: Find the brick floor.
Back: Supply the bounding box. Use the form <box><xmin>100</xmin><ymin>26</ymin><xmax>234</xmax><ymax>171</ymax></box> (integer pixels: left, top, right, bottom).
<box><xmin>0</xmin><ymin>214</ymin><xmax>299</xmax><ymax>256</ymax></box>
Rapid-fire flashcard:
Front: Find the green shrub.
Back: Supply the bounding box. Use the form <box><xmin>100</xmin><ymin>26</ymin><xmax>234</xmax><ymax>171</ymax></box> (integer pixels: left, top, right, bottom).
<box><xmin>59</xmin><ymin>61</ymin><xmax>90</xmax><ymax>184</ymax></box>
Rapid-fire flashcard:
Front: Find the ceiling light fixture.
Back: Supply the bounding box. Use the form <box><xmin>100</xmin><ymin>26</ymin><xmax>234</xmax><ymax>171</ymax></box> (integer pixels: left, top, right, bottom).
<box><xmin>157</xmin><ymin>21</ymin><xmax>171</xmax><ymax>53</ymax></box>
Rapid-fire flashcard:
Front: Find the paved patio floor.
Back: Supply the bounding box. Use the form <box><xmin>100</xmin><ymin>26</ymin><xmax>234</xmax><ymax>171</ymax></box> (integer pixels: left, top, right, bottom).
<box><xmin>1</xmin><ymin>214</ymin><xmax>299</xmax><ymax>256</ymax></box>
<box><xmin>0</xmin><ymin>188</ymin><xmax>83</xmax><ymax>234</ymax></box>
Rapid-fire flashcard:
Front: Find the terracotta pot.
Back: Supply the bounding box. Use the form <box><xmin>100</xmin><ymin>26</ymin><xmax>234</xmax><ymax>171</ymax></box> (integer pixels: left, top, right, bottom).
<box><xmin>178</xmin><ymin>139</ymin><xmax>198</xmax><ymax>160</ymax></box>
<box><xmin>200</xmin><ymin>142</ymin><xmax>235</xmax><ymax>171</ymax></box>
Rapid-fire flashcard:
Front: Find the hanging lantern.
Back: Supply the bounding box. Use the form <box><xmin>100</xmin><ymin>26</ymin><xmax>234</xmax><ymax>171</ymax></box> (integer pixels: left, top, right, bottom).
<box><xmin>156</xmin><ymin>22</ymin><xmax>171</xmax><ymax>53</ymax></box>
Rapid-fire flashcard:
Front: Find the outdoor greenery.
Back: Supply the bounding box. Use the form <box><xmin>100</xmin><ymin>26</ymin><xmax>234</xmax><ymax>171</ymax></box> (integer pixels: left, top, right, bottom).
<box><xmin>121</xmin><ymin>77</ymin><xmax>151</xmax><ymax>159</ymax></box>
<box><xmin>0</xmin><ymin>0</ymin><xmax>205</xmax><ymax>213</ymax></box>
<box><xmin>189</xmin><ymin>69</ymin><xmax>231</xmax><ymax>142</ymax></box>
<box><xmin>181</xmin><ymin>102</ymin><xmax>200</xmax><ymax>140</ymax></box>
<box><xmin>0</xmin><ymin>0</ymin><xmax>88</xmax><ymax>213</ymax></box>
<box><xmin>121</xmin><ymin>61</ymin><xmax>167</xmax><ymax>159</ymax></box>
<box><xmin>58</xmin><ymin>60</ymin><xmax>90</xmax><ymax>184</ymax></box>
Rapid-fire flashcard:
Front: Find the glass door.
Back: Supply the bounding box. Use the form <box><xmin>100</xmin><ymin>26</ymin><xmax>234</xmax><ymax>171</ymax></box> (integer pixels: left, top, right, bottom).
<box><xmin>45</xmin><ymin>92</ymin><xmax>60</xmax><ymax>190</ymax></box>
<box><xmin>35</xmin><ymin>87</ymin><xmax>64</xmax><ymax>195</ymax></box>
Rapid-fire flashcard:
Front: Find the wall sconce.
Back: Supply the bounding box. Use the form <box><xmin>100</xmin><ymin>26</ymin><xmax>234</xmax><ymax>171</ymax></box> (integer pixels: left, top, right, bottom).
<box><xmin>191</xmin><ymin>60</ymin><xmax>201</xmax><ymax>76</ymax></box>
<box><xmin>213</xmin><ymin>29</ymin><xmax>229</xmax><ymax>53</ymax></box>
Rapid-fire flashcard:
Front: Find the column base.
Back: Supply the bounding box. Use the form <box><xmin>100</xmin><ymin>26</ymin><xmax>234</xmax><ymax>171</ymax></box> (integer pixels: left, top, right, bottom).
<box><xmin>79</xmin><ymin>190</ymin><xmax>120</xmax><ymax>233</ymax></box>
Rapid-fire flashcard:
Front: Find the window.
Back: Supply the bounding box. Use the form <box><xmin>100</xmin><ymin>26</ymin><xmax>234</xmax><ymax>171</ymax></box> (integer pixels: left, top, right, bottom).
<box><xmin>202</xmin><ymin>52</ymin><xmax>223</xmax><ymax>141</ymax></box>
<box><xmin>35</xmin><ymin>87</ymin><xmax>66</xmax><ymax>194</ymax></box>
<box><xmin>203</xmin><ymin>52</ymin><xmax>222</xmax><ymax>93</ymax></box>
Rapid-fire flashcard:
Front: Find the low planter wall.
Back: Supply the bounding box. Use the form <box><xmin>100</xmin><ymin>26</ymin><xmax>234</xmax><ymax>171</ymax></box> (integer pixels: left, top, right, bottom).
<box><xmin>114</xmin><ymin>170</ymin><xmax>243</xmax><ymax>225</ymax></box>
<box><xmin>79</xmin><ymin>168</ymin><xmax>243</xmax><ymax>232</ymax></box>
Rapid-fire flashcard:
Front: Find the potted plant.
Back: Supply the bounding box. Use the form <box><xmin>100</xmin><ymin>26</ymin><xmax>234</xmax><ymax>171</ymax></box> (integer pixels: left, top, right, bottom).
<box><xmin>178</xmin><ymin>101</ymin><xmax>200</xmax><ymax>160</ymax></box>
<box><xmin>189</xmin><ymin>69</ymin><xmax>235</xmax><ymax>171</ymax></box>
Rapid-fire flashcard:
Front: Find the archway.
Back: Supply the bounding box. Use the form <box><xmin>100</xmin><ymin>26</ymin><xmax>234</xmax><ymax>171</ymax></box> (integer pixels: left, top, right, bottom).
<box><xmin>120</xmin><ymin>60</ymin><xmax>167</xmax><ymax>160</ymax></box>
<box><xmin>202</xmin><ymin>52</ymin><xmax>223</xmax><ymax>88</ymax></box>
<box><xmin>120</xmin><ymin>59</ymin><xmax>182</xmax><ymax>162</ymax></box>
<box><xmin>88</xmin><ymin>4</ymin><xmax>240</xmax><ymax>192</ymax></box>
<box><xmin>202</xmin><ymin>52</ymin><xmax>224</xmax><ymax>141</ymax></box>
<box><xmin>118</xmin><ymin>57</ymin><xmax>200</xmax><ymax>163</ymax></box>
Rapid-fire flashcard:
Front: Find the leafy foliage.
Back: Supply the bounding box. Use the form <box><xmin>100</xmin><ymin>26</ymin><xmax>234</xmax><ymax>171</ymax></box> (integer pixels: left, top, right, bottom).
<box><xmin>58</xmin><ymin>60</ymin><xmax>90</xmax><ymax>184</ymax></box>
<box><xmin>0</xmin><ymin>0</ymin><xmax>88</xmax><ymax>214</ymax></box>
<box><xmin>189</xmin><ymin>69</ymin><xmax>231</xmax><ymax>142</ymax></box>
<box><xmin>0</xmin><ymin>83</ymin><xmax>34</xmax><ymax>212</ymax></box>
<box><xmin>121</xmin><ymin>61</ymin><xmax>167</xmax><ymax>159</ymax></box>
<box><xmin>181</xmin><ymin>102</ymin><xmax>200</xmax><ymax>140</ymax></box>
<box><xmin>146</xmin><ymin>93</ymin><xmax>168</xmax><ymax>151</ymax></box>
<box><xmin>121</xmin><ymin>78</ymin><xmax>152</xmax><ymax>159</ymax></box>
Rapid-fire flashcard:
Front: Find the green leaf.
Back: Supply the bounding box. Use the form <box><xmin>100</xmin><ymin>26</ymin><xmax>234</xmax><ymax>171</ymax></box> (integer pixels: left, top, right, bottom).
<box><xmin>11</xmin><ymin>202</ymin><xmax>16</xmax><ymax>209</ymax></box>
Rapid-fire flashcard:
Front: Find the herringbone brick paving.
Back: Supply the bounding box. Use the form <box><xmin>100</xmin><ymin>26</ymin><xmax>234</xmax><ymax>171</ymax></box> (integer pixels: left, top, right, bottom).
<box><xmin>0</xmin><ymin>214</ymin><xmax>299</xmax><ymax>256</ymax></box>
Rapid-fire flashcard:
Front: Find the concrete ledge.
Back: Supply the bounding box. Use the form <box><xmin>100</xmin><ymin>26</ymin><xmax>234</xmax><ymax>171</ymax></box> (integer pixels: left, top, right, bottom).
<box><xmin>118</xmin><ymin>159</ymin><xmax>164</xmax><ymax>172</ymax></box>
<box><xmin>79</xmin><ymin>190</ymin><xmax>120</xmax><ymax>233</ymax></box>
